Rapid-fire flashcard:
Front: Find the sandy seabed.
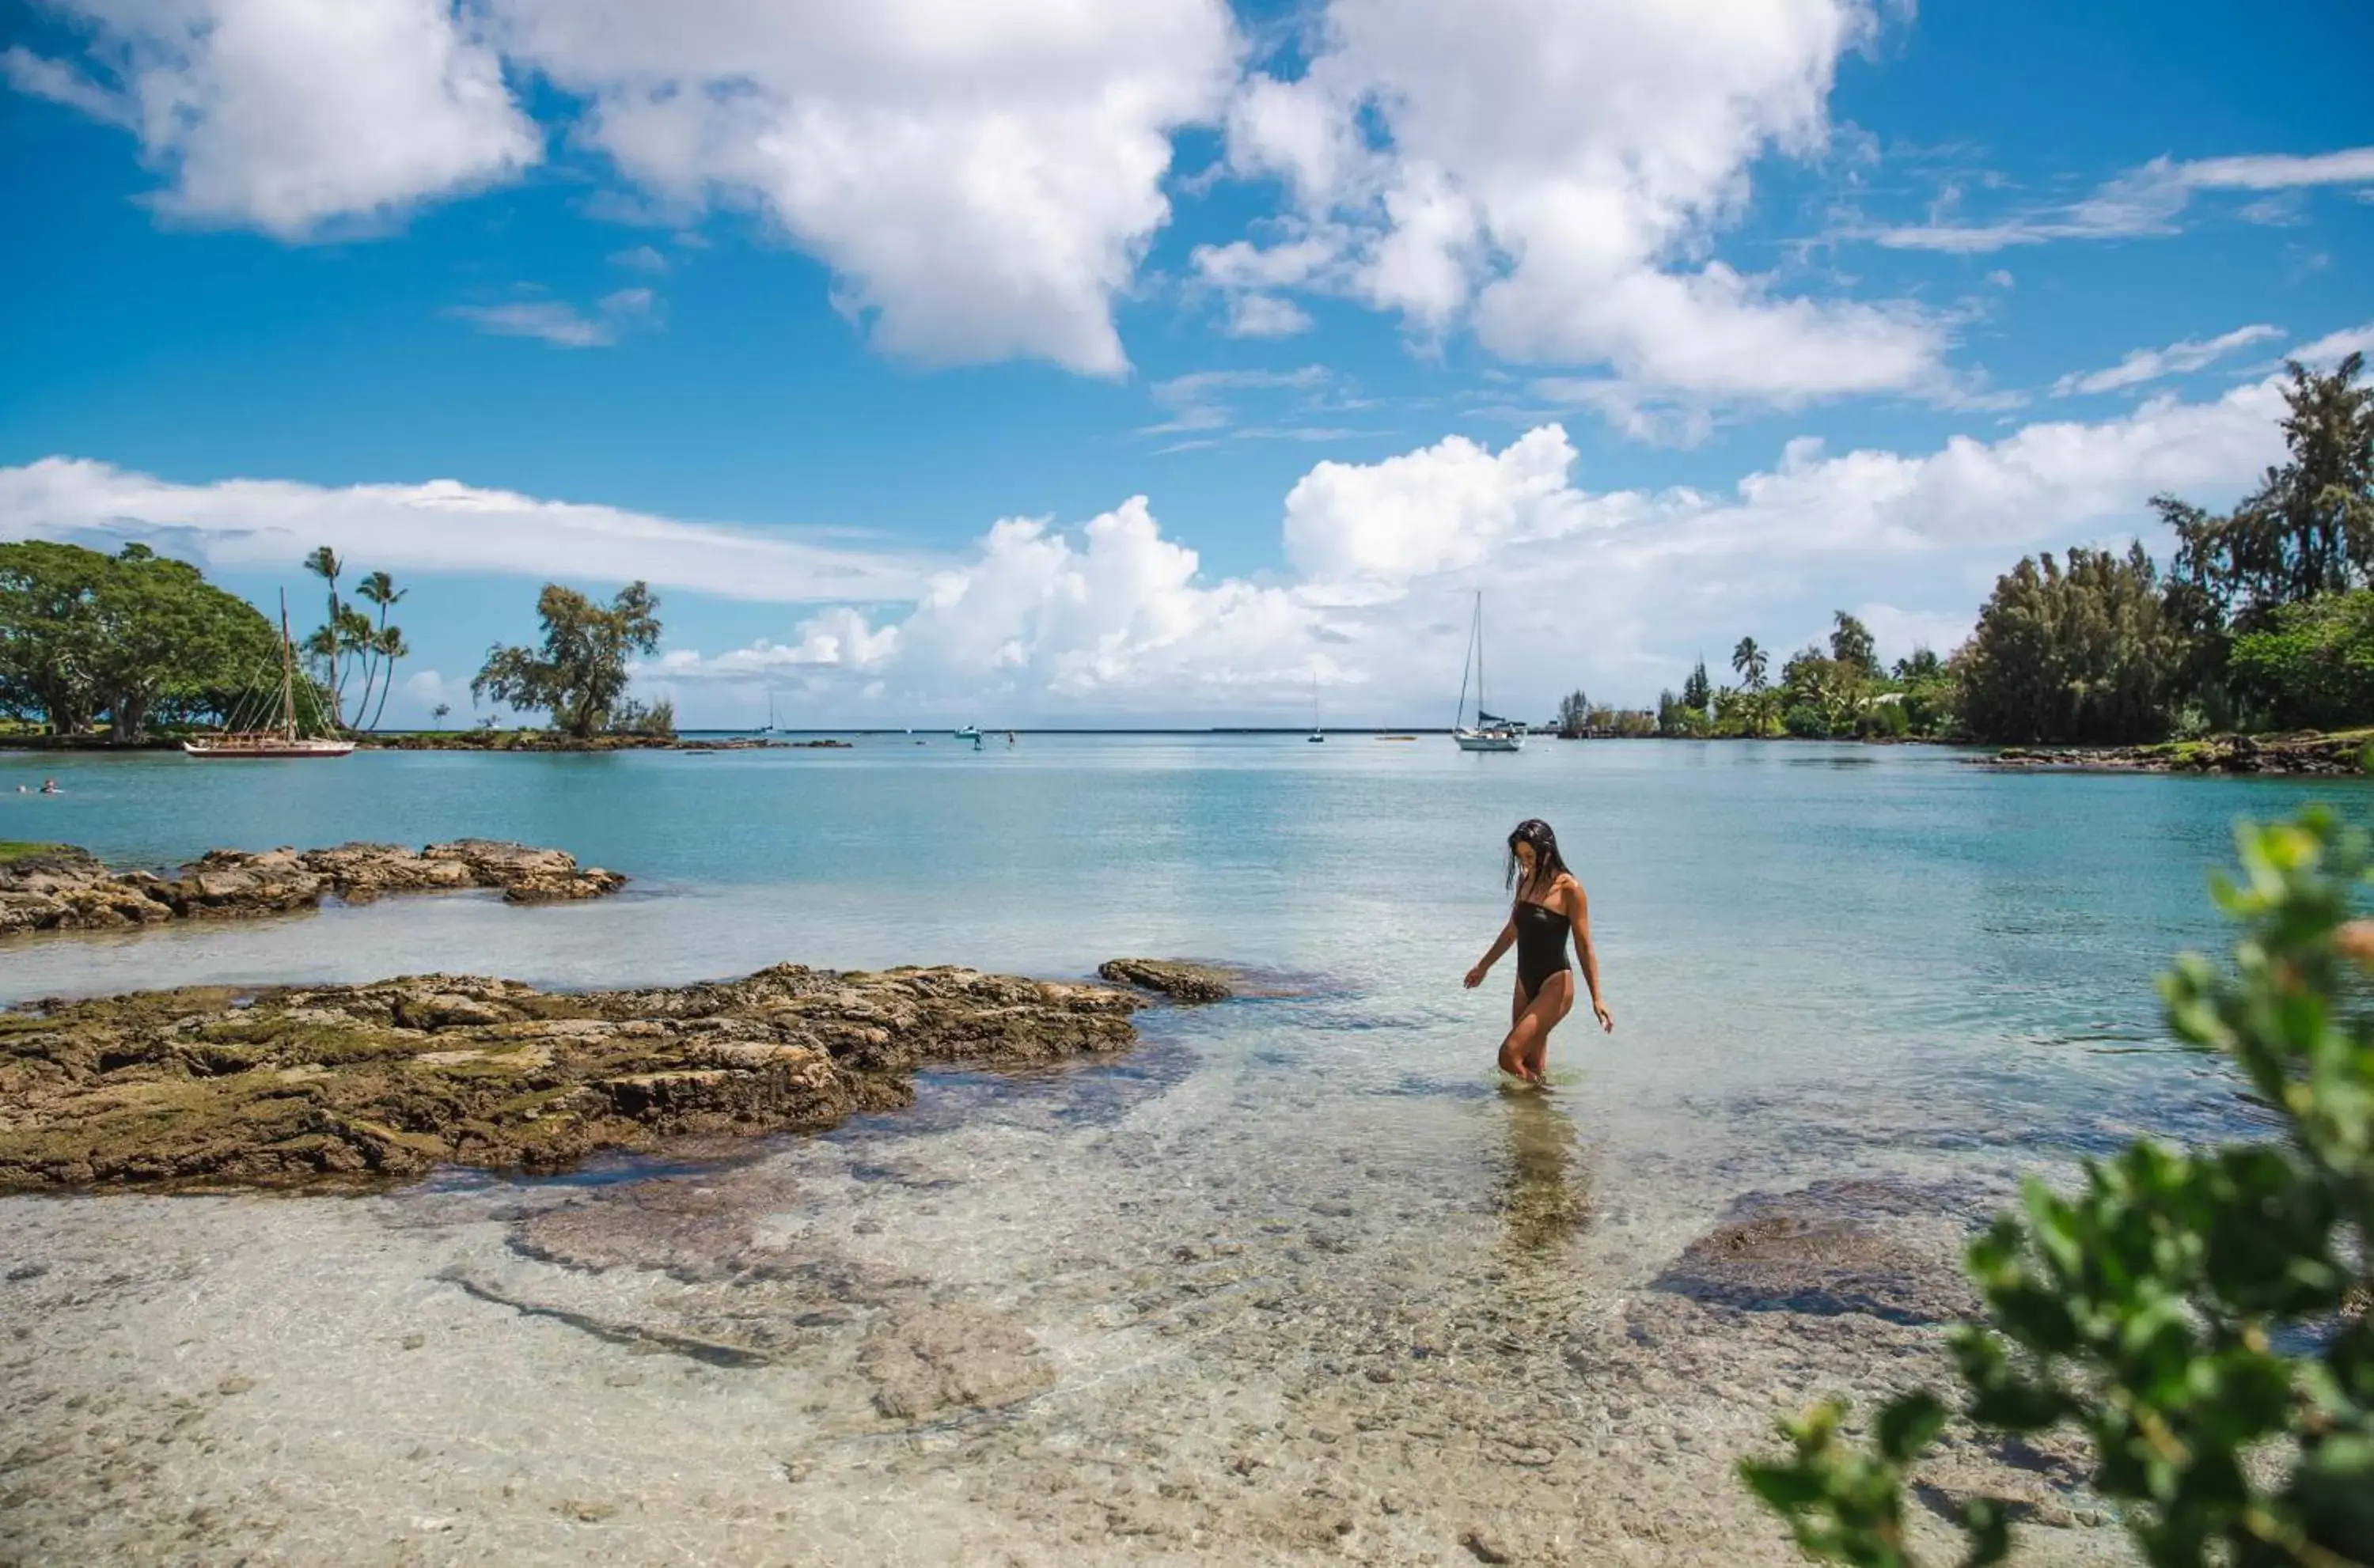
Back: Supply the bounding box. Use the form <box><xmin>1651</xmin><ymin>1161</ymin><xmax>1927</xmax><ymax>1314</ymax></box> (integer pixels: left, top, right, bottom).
<box><xmin>1</xmin><ymin>1023</ymin><xmax>2138</xmax><ymax>1568</ymax></box>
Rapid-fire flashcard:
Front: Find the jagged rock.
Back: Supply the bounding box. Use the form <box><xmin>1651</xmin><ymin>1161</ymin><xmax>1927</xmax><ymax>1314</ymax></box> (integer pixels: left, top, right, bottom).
<box><xmin>1097</xmin><ymin>958</ymin><xmax>1237</xmax><ymax>1003</ymax></box>
<box><xmin>0</xmin><ymin>839</ymin><xmax>625</xmax><ymax>937</ymax></box>
<box><xmin>1652</xmin><ymin>1180</ymin><xmax>1980</xmax><ymax>1326</ymax></box>
<box><xmin>0</xmin><ymin>964</ymin><xmax>1140</xmax><ymax>1192</ymax></box>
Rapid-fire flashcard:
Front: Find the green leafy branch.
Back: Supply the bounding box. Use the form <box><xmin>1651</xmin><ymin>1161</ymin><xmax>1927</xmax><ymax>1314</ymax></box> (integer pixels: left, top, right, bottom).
<box><xmin>1743</xmin><ymin>806</ymin><xmax>2374</xmax><ymax>1568</ymax></box>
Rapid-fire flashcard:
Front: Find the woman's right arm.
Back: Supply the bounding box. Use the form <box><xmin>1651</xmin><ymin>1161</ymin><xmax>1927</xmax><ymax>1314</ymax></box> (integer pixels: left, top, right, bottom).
<box><xmin>1465</xmin><ymin>917</ymin><xmax>1517</xmax><ymax>988</ymax></box>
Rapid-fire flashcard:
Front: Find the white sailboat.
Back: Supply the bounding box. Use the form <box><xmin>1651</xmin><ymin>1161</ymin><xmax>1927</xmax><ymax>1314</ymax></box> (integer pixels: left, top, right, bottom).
<box><xmin>1307</xmin><ymin>675</ymin><xmax>1325</xmax><ymax>742</ymax></box>
<box><xmin>183</xmin><ymin>592</ymin><xmax>355</xmax><ymax>759</ymax></box>
<box><xmin>1452</xmin><ymin>591</ymin><xmax>1526</xmax><ymax>753</ymax></box>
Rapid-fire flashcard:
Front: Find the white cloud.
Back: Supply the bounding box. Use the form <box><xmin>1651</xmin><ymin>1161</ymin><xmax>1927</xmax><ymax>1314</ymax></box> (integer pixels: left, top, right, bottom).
<box><xmin>449</xmin><ymin>287</ymin><xmax>657</xmax><ymax>348</ymax></box>
<box><xmin>9</xmin><ymin>0</ymin><xmax>540</xmax><ymax>237</ymax></box>
<box><xmin>653</xmin><ymin>374</ymin><xmax>2293</xmax><ymax>718</ymax></box>
<box><xmin>0</xmin><ymin>457</ymin><xmax>935</xmax><ymax>604</ymax></box>
<box><xmin>1140</xmin><ymin>365</ymin><xmax>1333</xmax><ymax>437</ymax></box>
<box><xmin>607</xmin><ymin>244</ymin><xmax>668</xmax><ymax>274</ymax></box>
<box><xmin>2292</xmin><ymin>321</ymin><xmax>2374</xmax><ymax>368</ymax></box>
<box><xmin>1877</xmin><ymin>147</ymin><xmax>2374</xmax><ymax>252</ymax></box>
<box><xmin>2050</xmin><ymin>324</ymin><xmax>2282</xmax><ymax>397</ymax></box>
<box><xmin>1215</xmin><ymin>0</ymin><xmax>1947</xmax><ymax>405</ymax></box>
<box><xmin>490</xmin><ymin>0</ymin><xmax>1242</xmax><ymax>376</ymax></box>
<box><xmin>1223</xmin><ymin>294</ymin><xmax>1314</xmax><ymax>338</ymax></box>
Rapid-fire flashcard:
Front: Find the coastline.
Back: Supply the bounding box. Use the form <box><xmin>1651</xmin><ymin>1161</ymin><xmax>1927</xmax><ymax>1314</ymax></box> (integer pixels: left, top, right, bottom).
<box><xmin>1974</xmin><ymin>729</ymin><xmax>2374</xmax><ymax>776</ymax></box>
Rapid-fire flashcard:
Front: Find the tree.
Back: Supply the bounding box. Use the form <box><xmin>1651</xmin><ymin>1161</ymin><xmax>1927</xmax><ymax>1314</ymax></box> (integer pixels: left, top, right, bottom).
<box><xmin>2227</xmin><ymin>589</ymin><xmax>2374</xmax><ymax>730</ymax></box>
<box><xmin>1894</xmin><ymin>646</ymin><xmax>1942</xmax><ymax>683</ymax></box>
<box><xmin>1733</xmin><ymin>636</ymin><xmax>1769</xmax><ymax>692</ymax></box>
<box><xmin>351</xmin><ymin>570</ymin><xmax>408</xmax><ymax>731</ymax></box>
<box><xmin>303</xmin><ymin>546</ymin><xmax>346</xmax><ymax>728</ymax></box>
<box><xmin>1830</xmin><ymin>612</ymin><xmax>1879</xmax><ymax>677</ymax></box>
<box><xmin>2165</xmin><ymin>354</ymin><xmax>2374</xmax><ymax>627</ymax></box>
<box><xmin>472</xmin><ymin>581</ymin><xmax>663</xmax><ymax>739</ymax></box>
<box><xmin>1681</xmin><ymin>658</ymin><xmax>1713</xmax><ymax>716</ymax></box>
<box><xmin>1957</xmin><ymin>544</ymin><xmax>2186</xmax><ymax>744</ymax></box>
<box><xmin>1781</xmin><ymin>645</ymin><xmax>1868</xmax><ymax>738</ymax></box>
<box><xmin>0</xmin><ymin>542</ymin><xmax>281</xmax><ymax>742</ymax></box>
<box><xmin>1745</xmin><ymin>806</ymin><xmax>2374</xmax><ymax>1568</ymax></box>
<box><xmin>1555</xmin><ymin>688</ymin><xmax>1591</xmax><ymax>737</ymax></box>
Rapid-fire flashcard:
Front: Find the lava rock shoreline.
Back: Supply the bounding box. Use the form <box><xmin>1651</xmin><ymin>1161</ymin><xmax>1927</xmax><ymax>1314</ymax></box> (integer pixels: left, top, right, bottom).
<box><xmin>0</xmin><ymin>839</ymin><xmax>626</xmax><ymax>937</ymax></box>
<box><xmin>0</xmin><ymin>964</ymin><xmax>1147</xmax><ymax>1191</ymax></box>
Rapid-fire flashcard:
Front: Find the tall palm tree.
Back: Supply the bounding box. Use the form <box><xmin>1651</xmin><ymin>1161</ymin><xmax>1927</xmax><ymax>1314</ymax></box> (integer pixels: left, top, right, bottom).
<box><xmin>1731</xmin><ymin>635</ymin><xmax>1768</xmax><ymax>691</ymax></box>
<box><xmin>351</xmin><ymin>571</ymin><xmax>405</xmax><ymax>729</ymax></box>
<box><xmin>302</xmin><ymin>546</ymin><xmax>344</xmax><ymax>729</ymax></box>
<box><xmin>366</xmin><ymin>627</ymin><xmax>408</xmax><ymax>731</ymax></box>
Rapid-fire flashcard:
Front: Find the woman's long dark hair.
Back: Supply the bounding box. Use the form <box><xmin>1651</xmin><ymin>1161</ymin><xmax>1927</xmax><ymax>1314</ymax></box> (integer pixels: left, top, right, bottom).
<box><xmin>1504</xmin><ymin>818</ymin><xmax>1570</xmax><ymax>896</ymax></box>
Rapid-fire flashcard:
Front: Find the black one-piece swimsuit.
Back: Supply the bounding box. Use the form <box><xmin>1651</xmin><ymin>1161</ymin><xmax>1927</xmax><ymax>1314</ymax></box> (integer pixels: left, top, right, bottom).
<box><xmin>1513</xmin><ymin>900</ymin><xmax>1573</xmax><ymax>998</ymax></box>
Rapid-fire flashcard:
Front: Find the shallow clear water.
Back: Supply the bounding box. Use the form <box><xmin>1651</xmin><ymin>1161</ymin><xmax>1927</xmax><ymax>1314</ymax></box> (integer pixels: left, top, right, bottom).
<box><xmin>0</xmin><ymin>738</ymin><xmax>2357</xmax><ymax>1565</ymax></box>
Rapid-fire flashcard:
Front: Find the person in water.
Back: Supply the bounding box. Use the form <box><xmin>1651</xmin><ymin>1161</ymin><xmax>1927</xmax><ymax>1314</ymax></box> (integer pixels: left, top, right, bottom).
<box><xmin>1463</xmin><ymin>818</ymin><xmax>1612</xmax><ymax>1086</ymax></box>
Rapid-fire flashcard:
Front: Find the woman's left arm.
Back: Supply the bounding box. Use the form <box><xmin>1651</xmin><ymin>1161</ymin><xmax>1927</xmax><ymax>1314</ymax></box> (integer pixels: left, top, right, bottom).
<box><xmin>1566</xmin><ymin>877</ymin><xmax>1614</xmax><ymax>1032</ymax></box>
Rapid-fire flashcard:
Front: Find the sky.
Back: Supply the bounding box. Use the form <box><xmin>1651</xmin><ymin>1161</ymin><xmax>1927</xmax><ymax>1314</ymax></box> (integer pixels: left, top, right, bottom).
<box><xmin>1</xmin><ymin>0</ymin><xmax>2370</xmax><ymax>729</ymax></box>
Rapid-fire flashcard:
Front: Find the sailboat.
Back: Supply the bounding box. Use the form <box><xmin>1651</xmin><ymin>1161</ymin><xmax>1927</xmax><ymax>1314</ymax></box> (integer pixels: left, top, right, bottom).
<box><xmin>953</xmin><ymin>724</ymin><xmax>980</xmax><ymax>741</ymax></box>
<box><xmin>1307</xmin><ymin>675</ymin><xmax>1325</xmax><ymax>741</ymax></box>
<box><xmin>1452</xmin><ymin>591</ymin><xmax>1526</xmax><ymax>753</ymax></box>
<box><xmin>183</xmin><ymin>591</ymin><xmax>355</xmax><ymax>759</ymax></box>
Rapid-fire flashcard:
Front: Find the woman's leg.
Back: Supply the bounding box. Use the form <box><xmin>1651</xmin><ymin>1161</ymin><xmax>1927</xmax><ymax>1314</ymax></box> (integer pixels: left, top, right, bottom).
<box><xmin>1515</xmin><ymin>972</ymin><xmax>1575</xmax><ymax>1081</ymax></box>
<box><xmin>1500</xmin><ymin>979</ymin><xmax>1538</xmax><ymax>1080</ymax></box>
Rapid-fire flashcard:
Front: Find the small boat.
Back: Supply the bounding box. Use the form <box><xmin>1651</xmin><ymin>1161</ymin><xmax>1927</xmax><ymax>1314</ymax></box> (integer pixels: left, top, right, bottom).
<box><xmin>184</xmin><ymin>592</ymin><xmax>355</xmax><ymax>759</ymax></box>
<box><xmin>1451</xmin><ymin>592</ymin><xmax>1526</xmax><ymax>753</ymax></box>
<box><xmin>1307</xmin><ymin>676</ymin><xmax>1325</xmax><ymax>741</ymax></box>
<box><xmin>954</xmin><ymin>725</ymin><xmax>980</xmax><ymax>741</ymax></box>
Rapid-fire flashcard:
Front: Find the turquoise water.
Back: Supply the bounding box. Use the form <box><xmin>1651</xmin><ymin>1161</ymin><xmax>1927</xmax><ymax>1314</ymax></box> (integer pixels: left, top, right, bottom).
<box><xmin>0</xmin><ymin>737</ymin><xmax>2355</xmax><ymax>1564</ymax></box>
<box><xmin>1</xmin><ymin>736</ymin><xmax>2346</xmax><ymax>1157</ymax></box>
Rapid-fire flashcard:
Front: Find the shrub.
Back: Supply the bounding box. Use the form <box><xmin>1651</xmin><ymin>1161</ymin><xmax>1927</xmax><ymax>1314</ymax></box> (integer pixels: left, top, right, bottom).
<box><xmin>2228</xmin><ymin>589</ymin><xmax>2374</xmax><ymax>732</ymax></box>
<box><xmin>1784</xmin><ymin>703</ymin><xmax>1829</xmax><ymax>738</ymax></box>
<box><xmin>1743</xmin><ymin>807</ymin><xmax>2374</xmax><ymax>1568</ymax></box>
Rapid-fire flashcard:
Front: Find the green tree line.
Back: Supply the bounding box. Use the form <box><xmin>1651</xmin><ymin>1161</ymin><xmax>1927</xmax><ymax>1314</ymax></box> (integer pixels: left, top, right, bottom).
<box><xmin>1602</xmin><ymin>354</ymin><xmax>2372</xmax><ymax>746</ymax></box>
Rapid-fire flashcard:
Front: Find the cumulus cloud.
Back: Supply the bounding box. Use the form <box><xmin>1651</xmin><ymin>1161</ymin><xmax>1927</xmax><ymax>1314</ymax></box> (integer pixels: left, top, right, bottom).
<box><xmin>6</xmin><ymin>0</ymin><xmax>540</xmax><ymax>237</ymax></box>
<box><xmin>1877</xmin><ymin>147</ymin><xmax>2374</xmax><ymax>253</ymax></box>
<box><xmin>2050</xmin><ymin>324</ymin><xmax>2283</xmax><ymax>397</ymax></box>
<box><xmin>0</xmin><ymin>457</ymin><xmax>935</xmax><ymax>604</ymax></box>
<box><xmin>489</xmin><ymin>0</ymin><xmax>1241</xmax><ymax>376</ymax></box>
<box><xmin>1209</xmin><ymin>0</ymin><xmax>1948</xmax><ymax>408</ymax></box>
<box><xmin>653</xmin><ymin>374</ymin><xmax>2293</xmax><ymax>719</ymax></box>
<box><xmin>11</xmin><ymin>0</ymin><xmax>1238</xmax><ymax>372</ymax></box>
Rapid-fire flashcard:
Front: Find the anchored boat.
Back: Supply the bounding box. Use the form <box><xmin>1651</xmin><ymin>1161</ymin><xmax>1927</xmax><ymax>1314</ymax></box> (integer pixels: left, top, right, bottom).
<box><xmin>183</xmin><ymin>592</ymin><xmax>355</xmax><ymax>759</ymax></box>
<box><xmin>1451</xmin><ymin>591</ymin><xmax>1526</xmax><ymax>753</ymax></box>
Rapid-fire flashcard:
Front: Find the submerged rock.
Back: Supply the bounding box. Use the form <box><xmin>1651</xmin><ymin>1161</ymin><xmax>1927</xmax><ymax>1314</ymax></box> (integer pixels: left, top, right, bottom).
<box><xmin>1097</xmin><ymin>958</ymin><xmax>1237</xmax><ymax>1003</ymax></box>
<box><xmin>0</xmin><ymin>839</ymin><xmax>625</xmax><ymax>937</ymax></box>
<box><xmin>0</xmin><ymin>964</ymin><xmax>1140</xmax><ymax>1191</ymax></box>
<box><xmin>1652</xmin><ymin>1180</ymin><xmax>1980</xmax><ymax>1326</ymax></box>
<box><xmin>859</xmin><ymin>1305</ymin><xmax>1052</xmax><ymax>1419</ymax></box>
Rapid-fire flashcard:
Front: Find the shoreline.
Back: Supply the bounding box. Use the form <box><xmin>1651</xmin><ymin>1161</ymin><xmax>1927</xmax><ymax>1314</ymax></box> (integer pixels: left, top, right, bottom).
<box><xmin>1974</xmin><ymin>730</ymin><xmax>2374</xmax><ymax>776</ymax></box>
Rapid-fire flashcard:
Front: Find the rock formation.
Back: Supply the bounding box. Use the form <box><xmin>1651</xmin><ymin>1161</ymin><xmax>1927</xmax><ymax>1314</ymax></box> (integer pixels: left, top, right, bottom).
<box><xmin>0</xmin><ymin>964</ymin><xmax>1141</xmax><ymax>1192</ymax></box>
<box><xmin>0</xmin><ymin>839</ymin><xmax>625</xmax><ymax>936</ymax></box>
<box><xmin>1096</xmin><ymin>958</ymin><xmax>1237</xmax><ymax>1003</ymax></box>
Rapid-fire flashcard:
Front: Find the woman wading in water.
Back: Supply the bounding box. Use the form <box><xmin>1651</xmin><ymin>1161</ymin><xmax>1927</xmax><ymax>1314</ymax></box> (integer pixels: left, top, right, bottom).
<box><xmin>1464</xmin><ymin>819</ymin><xmax>1611</xmax><ymax>1086</ymax></box>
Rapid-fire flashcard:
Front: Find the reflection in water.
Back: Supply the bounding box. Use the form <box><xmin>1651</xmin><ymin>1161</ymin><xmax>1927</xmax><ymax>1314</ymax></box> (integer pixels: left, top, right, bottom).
<box><xmin>1494</xmin><ymin>1088</ymin><xmax>1593</xmax><ymax>1252</ymax></box>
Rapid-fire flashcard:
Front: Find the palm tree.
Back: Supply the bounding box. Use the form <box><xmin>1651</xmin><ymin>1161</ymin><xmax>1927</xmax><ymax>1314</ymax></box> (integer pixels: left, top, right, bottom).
<box><xmin>302</xmin><ymin>546</ymin><xmax>344</xmax><ymax>729</ymax></box>
<box><xmin>366</xmin><ymin>627</ymin><xmax>408</xmax><ymax>731</ymax></box>
<box><xmin>351</xmin><ymin>571</ymin><xmax>406</xmax><ymax>730</ymax></box>
<box><xmin>1731</xmin><ymin>635</ymin><xmax>1768</xmax><ymax>691</ymax></box>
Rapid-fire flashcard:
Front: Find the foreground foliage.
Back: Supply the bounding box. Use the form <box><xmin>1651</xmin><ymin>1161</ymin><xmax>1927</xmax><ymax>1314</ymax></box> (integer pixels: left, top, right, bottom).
<box><xmin>1743</xmin><ymin>808</ymin><xmax>2374</xmax><ymax>1566</ymax></box>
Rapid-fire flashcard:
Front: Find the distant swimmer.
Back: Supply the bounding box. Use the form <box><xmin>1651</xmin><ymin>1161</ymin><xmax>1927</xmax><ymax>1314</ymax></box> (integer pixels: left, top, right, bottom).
<box><xmin>1463</xmin><ymin>818</ymin><xmax>1611</xmax><ymax>1088</ymax></box>
<box><xmin>39</xmin><ymin>778</ymin><xmax>61</xmax><ymax>795</ymax></box>
<box><xmin>1007</xmin><ymin>730</ymin><xmax>1016</xmax><ymax>746</ymax></box>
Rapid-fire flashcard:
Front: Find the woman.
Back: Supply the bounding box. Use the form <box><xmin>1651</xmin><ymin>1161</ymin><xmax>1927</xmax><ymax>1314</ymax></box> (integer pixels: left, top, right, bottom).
<box><xmin>1463</xmin><ymin>819</ymin><xmax>1612</xmax><ymax>1086</ymax></box>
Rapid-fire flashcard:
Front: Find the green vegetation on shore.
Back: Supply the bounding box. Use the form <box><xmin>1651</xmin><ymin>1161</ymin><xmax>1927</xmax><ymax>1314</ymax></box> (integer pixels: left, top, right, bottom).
<box><xmin>1635</xmin><ymin>354</ymin><xmax>2372</xmax><ymax>748</ymax></box>
<box><xmin>0</xmin><ymin>842</ymin><xmax>70</xmax><ymax>864</ymax></box>
<box><xmin>1744</xmin><ymin>806</ymin><xmax>2374</xmax><ymax>1566</ymax></box>
<box><xmin>0</xmin><ymin>542</ymin><xmax>289</xmax><ymax>744</ymax></box>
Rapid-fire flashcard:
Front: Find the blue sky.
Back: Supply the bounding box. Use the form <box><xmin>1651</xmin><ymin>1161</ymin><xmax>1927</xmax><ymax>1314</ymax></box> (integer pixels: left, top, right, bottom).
<box><xmin>2</xmin><ymin>0</ymin><xmax>2369</xmax><ymax>727</ymax></box>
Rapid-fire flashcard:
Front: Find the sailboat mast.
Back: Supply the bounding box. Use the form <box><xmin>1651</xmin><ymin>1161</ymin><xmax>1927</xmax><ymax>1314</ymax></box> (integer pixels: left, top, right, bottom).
<box><xmin>1454</xmin><ymin>596</ymin><xmax>1475</xmax><ymax>729</ymax></box>
<box><xmin>1475</xmin><ymin>590</ymin><xmax>1485</xmax><ymax>719</ymax></box>
<box><xmin>278</xmin><ymin>589</ymin><xmax>298</xmax><ymax>741</ymax></box>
